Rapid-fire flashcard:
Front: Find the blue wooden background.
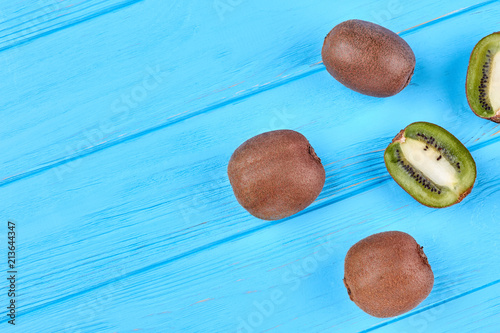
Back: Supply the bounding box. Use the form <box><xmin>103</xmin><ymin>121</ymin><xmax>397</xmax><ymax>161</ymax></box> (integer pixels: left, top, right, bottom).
<box><xmin>1</xmin><ymin>0</ymin><xmax>499</xmax><ymax>332</ymax></box>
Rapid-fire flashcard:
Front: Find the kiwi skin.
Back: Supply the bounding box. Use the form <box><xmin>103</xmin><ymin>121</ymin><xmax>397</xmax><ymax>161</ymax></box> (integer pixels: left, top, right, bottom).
<box><xmin>344</xmin><ymin>231</ymin><xmax>434</xmax><ymax>318</ymax></box>
<box><xmin>321</xmin><ymin>19</ymin><xmax>415</xmax><ymax>97</ymax></box>
<box><xmin>227</xmin><ymin>130</ymin><xmax>325</xmax><ymax>221</ymax></box>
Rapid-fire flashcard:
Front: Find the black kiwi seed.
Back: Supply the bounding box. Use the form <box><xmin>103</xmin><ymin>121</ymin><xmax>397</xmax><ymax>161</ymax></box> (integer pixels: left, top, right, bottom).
<box><xmin>385</xmin><ymin>122</ymin><xmax>476</xmax><ymax>208</ymax></box>
<box><xmin>466</xmin><ymin>32</ymin><xmax>500</xmax><ymax>121</ymax></box>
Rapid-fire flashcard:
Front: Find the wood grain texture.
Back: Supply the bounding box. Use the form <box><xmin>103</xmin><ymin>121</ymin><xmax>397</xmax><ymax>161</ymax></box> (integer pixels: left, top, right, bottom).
<box><xmin>1</xmin><ymin>0</ymin><xmax>499</xmax><ymax>332</ymax></box>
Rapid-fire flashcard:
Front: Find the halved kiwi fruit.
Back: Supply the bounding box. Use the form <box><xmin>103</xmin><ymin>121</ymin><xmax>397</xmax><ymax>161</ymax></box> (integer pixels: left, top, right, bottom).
<box><xmin>466</xmin><ymin>32</ymin><xmax>500</xmax><ymax>122</ymax></box>
<box><xmin>384</xmin><ymin>122</ymin><xmax>476</xmax><ymax>208</ymax></box>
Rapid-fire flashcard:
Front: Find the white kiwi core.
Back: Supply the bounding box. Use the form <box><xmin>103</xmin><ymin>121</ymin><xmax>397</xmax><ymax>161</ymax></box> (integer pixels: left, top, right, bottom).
<box><xmin>400</xmin><ymin>138</ymin><xmax>458</xmax><ymax>189</ymax></box>
<box><xmin>490</xmin><ymin>52</ymin><xmax>500</xmax><ymax>113</ymax></box>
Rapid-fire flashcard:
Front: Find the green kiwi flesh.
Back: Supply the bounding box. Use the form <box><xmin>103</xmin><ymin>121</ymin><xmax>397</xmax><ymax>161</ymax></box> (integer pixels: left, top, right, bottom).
<box><xmin>466</xmin><ymin>32</ymin><xmax>500</xmax><ymax>122</ymax></box>
<box><xmin>384</xmin><ymin>122</ymin><xmax>476</xmax><ymax>208</ymax></box>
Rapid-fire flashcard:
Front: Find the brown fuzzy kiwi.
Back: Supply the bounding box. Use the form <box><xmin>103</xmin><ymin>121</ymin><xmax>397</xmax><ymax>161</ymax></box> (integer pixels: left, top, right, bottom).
<box><xmin>227</xmin><ymin>130</ymin><xmax>325</xmax><ymax>220</ymax></box>
<box><xmin>321</xmin><ymin>19</ymin><xmax>416</xmax><ymax>97</ymax></box>
<box><xmin>344</xmin><ymin>231</ymin><xmax>434</xmax><ymax>318</ymax></box>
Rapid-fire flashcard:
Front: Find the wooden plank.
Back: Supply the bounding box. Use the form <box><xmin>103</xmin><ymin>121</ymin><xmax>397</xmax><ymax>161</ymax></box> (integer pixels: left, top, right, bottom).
<box><xmin>0</xmin><ymin>0</ymin><xmax>494</xmax><ymax>181</ymax></box>
<box><xmin>0</xmin><ymin>0</ymin><xmax>499</xmax><ymax>332</ymax></box>
<box><xmin>0</xmin><ymin>0</ymin><xmax>142</xmax><ymax>52</ymax></box>
<box><xmin>6</xmin><ymin>155</ymin><xmax>500</xmax><ymax>331</ymax></box>
<box><xmin>360</xmin><ymin>281</ymin><xmax>500</xmax><ymax>332</ymax></box>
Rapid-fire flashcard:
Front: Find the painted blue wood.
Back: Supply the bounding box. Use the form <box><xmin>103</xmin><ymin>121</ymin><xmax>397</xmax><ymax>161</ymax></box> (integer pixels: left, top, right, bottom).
<box><xmin>0</xmin><ymin>0</ymin><xmax>499</xmax><ymax>332</ymax></box>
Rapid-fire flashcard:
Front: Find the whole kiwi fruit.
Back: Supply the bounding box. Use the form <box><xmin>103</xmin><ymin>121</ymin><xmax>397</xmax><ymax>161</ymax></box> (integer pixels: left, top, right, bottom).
<box><xmin>321</xmin><ymin>19</ymin><xmax>415</xmax><ymax>97</ymax></box>
<box><xmin>466</xmin><ymin>32</ymin><xmax>500</xmax><ymax>122</ymax></box>
<box><xmin>344</xmin><ymin>231</ymin><xmax>434</xmax><ymax>318</ymax></box>
<box><xmin>227</xmin><ymin>130</ymin><xmax>325</xmax><ymax>220</ymax></box>
<box><xmin>384</xmin><ymin>122</ymin><xmax>476</xmax><ymax>208</ymax></box>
